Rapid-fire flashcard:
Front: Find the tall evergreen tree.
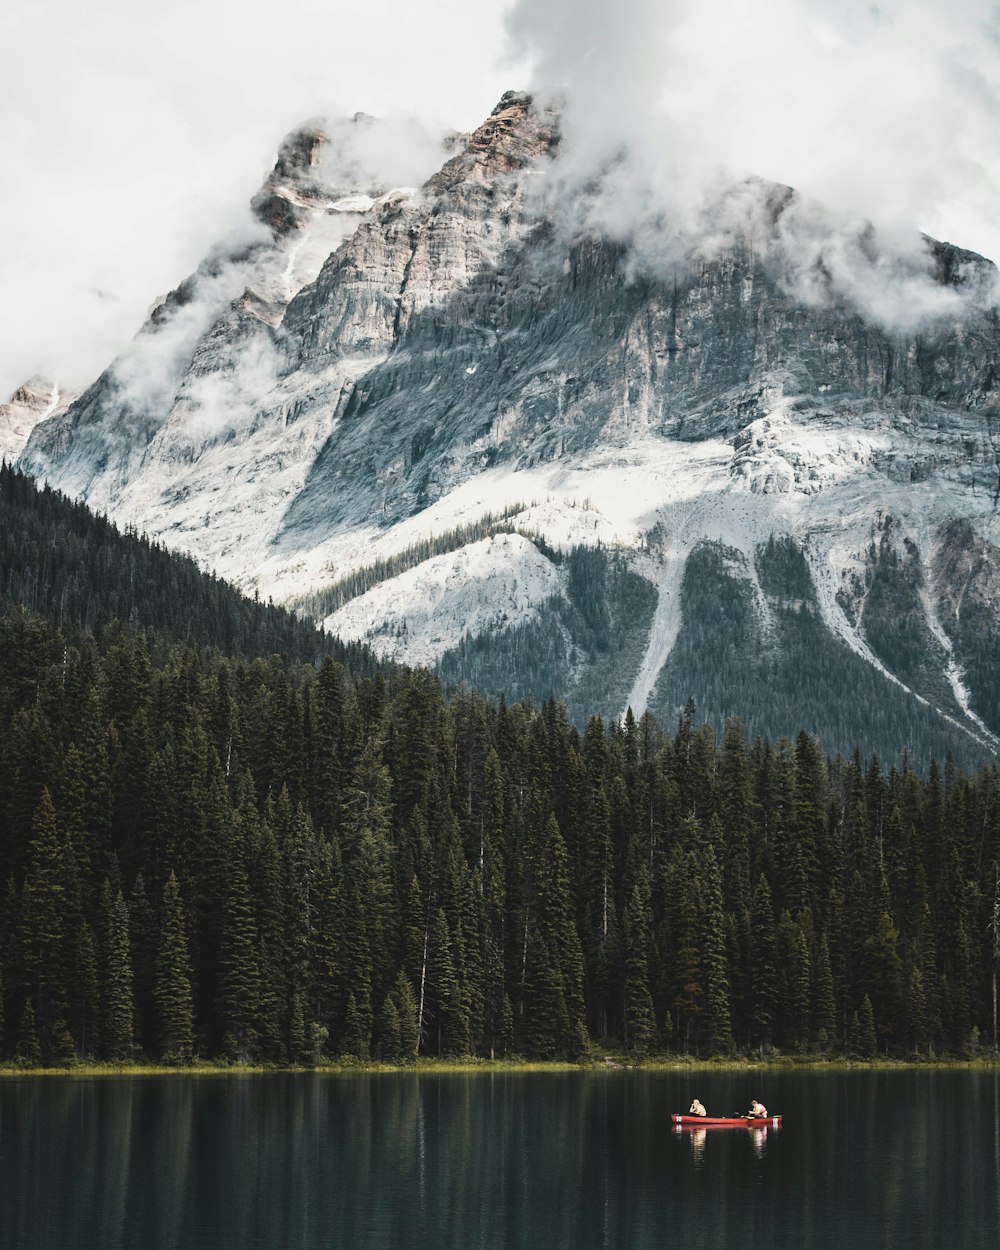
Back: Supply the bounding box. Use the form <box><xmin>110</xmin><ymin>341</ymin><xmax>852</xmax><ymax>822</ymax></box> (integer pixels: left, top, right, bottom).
<box><xmin>102</xmin><ymin>884</ymin><xmax>135</xmax><ymax>1061</ymax></box>
<box><xmin>698</xmin><ymin>847</ymin><xmax>733</xmax><ymax>1054</ymax></box>
<box><xmin>219</xmin><ymin>826</ymin><xmax>261</xmax><ymax>1060</ymax></box>
<box><xmin>71</xmin><ymin>920</ymin><xmax>100</xmax><ymax>1058</ymax></box>
<box><xmin>19</xmin><ymin>790</ymin><xmax>73</xmax><ymax>1061</ymax></box>
<box><xmin>749</xmin><ymin>875</ymin><xmax>778</xmax><ymax>1051</ymax></box>
<box><xmin>155</xmin><ymin>872</ymin><xmax>195</xmax><ymax>1062</ymax></box>
<box><xmin>622</xmin><ymin>877</ymin><xmax>657</xmax><ymax>1055</ymax></box>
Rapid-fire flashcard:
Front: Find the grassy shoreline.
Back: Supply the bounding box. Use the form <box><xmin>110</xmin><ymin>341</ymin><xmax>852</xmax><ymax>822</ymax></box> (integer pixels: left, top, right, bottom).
<box><xmin>3</xmin><ymin>1053</ymin><xmax>1000</xmax><ymax>1078</ymax></box>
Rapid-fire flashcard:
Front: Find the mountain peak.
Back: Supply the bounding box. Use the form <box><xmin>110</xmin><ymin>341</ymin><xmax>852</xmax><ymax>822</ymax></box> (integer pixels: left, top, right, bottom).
<box><xmin>16</xmin><ymin>91</ymin><xmax>1000</xmax><ymax>764</ymax></box>
<box><xmin>429</xmin><ymin>90</ymin><xmax>558</xmax><ymax>191</ymax></box>
<box><xmin>0</xmin><ymin>379</ymin><xmax>76</xmax><ymax>463</ymax></box>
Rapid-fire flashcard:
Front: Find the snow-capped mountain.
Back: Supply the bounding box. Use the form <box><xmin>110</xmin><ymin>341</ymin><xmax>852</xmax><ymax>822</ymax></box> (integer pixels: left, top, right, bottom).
<box><xmin>18</xmin><ymin>92</ymin><xmax>1000</xmax><ymax>764</ymax></box>
<box><xmin>1</xmin><ymin>379</ymin><xmax>76</xmax><ymax>464</ymax></box>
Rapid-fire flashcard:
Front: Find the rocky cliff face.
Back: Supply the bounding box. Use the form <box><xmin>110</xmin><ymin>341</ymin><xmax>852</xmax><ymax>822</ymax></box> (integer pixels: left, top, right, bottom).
<box><xmin>0</xmin><ymin>380</ymin><xmax>76</xmax><ymax>463</ymax></box>
<box><xmin>18</xmin><ymin>92</ymin><xmax>1000</xmax><ymax>764</ymax></box>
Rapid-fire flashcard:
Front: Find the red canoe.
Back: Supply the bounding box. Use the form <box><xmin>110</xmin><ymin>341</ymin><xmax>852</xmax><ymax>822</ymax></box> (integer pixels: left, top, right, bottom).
<box><xmin>671</xmin><ymin>1114</ymin><xmax>782</xmax><ymax>1127</ymax></box>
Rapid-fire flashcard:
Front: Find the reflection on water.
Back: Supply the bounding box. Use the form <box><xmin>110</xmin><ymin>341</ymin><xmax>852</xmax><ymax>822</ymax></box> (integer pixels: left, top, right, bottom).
<box><xmin>750</xmin><ymin>1124</ymin><xmax>769</xmax><ymax>1160</ymax></box>
<box><xmin>674</xmin><ymin>1121</ymin><xmax>777</xmax><ymax>1167</ymax></box>
<box><xmin>0</xmin><ymin>1071</ymin><xmax>998</xmax><ymax>1250</ymax></box>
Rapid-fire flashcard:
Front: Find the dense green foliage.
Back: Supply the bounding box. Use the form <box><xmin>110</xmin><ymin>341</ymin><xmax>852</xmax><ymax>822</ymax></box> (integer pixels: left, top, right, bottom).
<box><xmin>935</xmin><ymin>520</ymin><xmax>1000</xmax><ymax>735</ymax></box>
<box><xmin>2</xmin><ymin>463</ymin><xmax>998</xmax><ymax>1067</ymax></box>
<box><xmin>2</xmin><ymin>605</ymin><xmax>998</xmax><ymax>1065</ymax></box>
<box><xmin>650</xmin><ymin>538</ymin><xmax>990</xmax><ymax>769</ymax></box>
<box><xmin>0</xmin><ymin>463</ymin><xmax>371</xmax><ymax>667</ymax></box>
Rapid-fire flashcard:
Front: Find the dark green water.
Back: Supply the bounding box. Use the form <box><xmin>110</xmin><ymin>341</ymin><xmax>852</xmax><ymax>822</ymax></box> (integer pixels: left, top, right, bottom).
<box><xmin>2</xmin><ymin>1070</ymin><xmax>999</xmax><ymax>1249</ymax></box>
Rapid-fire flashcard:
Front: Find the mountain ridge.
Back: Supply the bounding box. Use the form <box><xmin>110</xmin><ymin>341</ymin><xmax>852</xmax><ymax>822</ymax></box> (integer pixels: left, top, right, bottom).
<box><xmin>16</xmin><ymin>91</ymin><xmax>1000</xmax><ymax>763</ymax></box>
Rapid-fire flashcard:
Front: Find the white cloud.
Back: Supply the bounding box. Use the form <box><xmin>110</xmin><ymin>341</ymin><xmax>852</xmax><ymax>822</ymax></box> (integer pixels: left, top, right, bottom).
<box><xmin>508</xmin><ymin>0</ymin><xmax>1000</xmax><ymax>253</ymax></box>
<box><xmin>3</xmin><ymin>0</ymin><xmax>998</xmax><ymax>402</ymax></box>
<box><xmin>0</xmin><ymin>0</ymin><xmax>524</xmax><ymax>400</ymax></box>
<box><xmin>507</xmin><ymin>0</ymin><xmax>1000</xmax><ymax>331</ymax></box>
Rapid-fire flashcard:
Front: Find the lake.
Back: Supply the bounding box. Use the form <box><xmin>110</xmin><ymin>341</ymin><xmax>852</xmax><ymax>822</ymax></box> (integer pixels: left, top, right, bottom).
<box><xmin>2</xmin><ymin>1069</ymin><xmax>998</xmax><ymax>1249</ymax></box>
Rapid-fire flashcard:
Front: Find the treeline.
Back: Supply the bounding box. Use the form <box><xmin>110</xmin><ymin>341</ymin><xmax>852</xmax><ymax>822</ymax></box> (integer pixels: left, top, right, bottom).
<box><xmin>290</xmin><ymin>504</ymin><xmax>531</xmax><ymax>621</ymax></box>
<box><xmin>2</xmin><ymin>605</ymin><xmax>999</xmax><ymax>1066</ymax></box>
<box><xmin>0</xmin><ymin>462</ymin><xmax>369</xmax><ymax>667</ymax></box>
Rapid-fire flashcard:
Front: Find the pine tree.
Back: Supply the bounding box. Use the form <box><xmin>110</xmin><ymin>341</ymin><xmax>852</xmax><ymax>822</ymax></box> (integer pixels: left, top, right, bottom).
<box><xmin>665</xmin><ymin>850</ymin><xmax>704</xmax><ymax>1051</ymax></box>
<box><xmin>905</xmin><ymin>964</ymin><xmax>928</xmax><ymax>1056</ymax></box>
<box><xmin>428</xmin><ymin>907</ymin><xmax>468</xmax><ymax>1056</ymax></box>
<box><xmin>127</xmin><ymin>873</ymin><xmax>158</xmax><ymax>1055</ymax></box>
<box><xmin>219</xmin><ymin>823</ymin><xmax>261</xmax><ymax>1060</ymax></box>
<box><xmin>848</xmin><ymin>994</ymin><xmax>877</xmax><ymax>1059</ymax></box>
<box><xmin>580</xmin><ymin>783</ymin><xmax>619</xmax><ymax>1040</ymax></box>
<box><xmin>18</xmin><ymin>998</ymin><xmax>41</xmax><ymax>1065</ymax></box>
<box><xmin>393</xmin><ymin>970</ymin><xmax>419</xmax><ymax>1061</ymax></box>
<box><xmin>19</xmin><ymin>789</ymin><xmax>72</xmax><ymax>1061</ymax></box>
<box><xmin>340</xmin><ymin>991</ymin><xmax>370</xmax><ymax>1059</ymax></box>
<box><xmin>103</xmin><ymin>885</ymin><xmax>135</xmax><ymax>1061</ymax></box>
<box><xmin>71</xmin><ymin>921</ymin><xmax>100</xmax><ymax>1058</ymax></box>
<box><xmin>479</xmin><ymin>748</ymin><xmax>507</xmax><ymax>1058</ymax></box>
<box><xmin>749</xmin><ymin>875</ymin><xmax>778</xmax><ymax>1051</ymax></box>
<box><xmin>249</xmin><ymin>816</ymin><xmax>287</xmax><ymax>1062</ymax></box>
<box><xmin>537</xmin><ymin>815</ymin><xmax>588</xmax><ymax>1056</ymax></box>
<box><xmin>155</xmin><ymin>873</ymin><xmax>195</xmax><ymax>1062</ymax></box>
<box><xmin>376</xmin><ymin>995</ymin><xmax>402</xmax><ymax>1061</ymax></box>
<box><xmin>698</xmin><ymin>847</ymin><xmax>733</xmax><ymax>1054</ymax></box>
<box><xmin>863</xmin><ymin>911</ymin><xmax>904</xmax><ymax>1049</ymax></box>
<box><xmin>777</xmin><ymin>910</ymin><xmax>810</xmax><ymax>1052</ymax></box>
<box><xmin>622</xmin><ymin>878</ymin><xmax>657</xmax><ymax>1056</ymax></box>
<box><xmin>812</xmin><ymin>933</ymin><xmax>837</xmax><ymax>1051</ymax></box>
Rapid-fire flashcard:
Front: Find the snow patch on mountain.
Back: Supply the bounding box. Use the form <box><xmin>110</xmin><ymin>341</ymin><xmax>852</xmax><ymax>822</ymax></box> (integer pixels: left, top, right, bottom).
<box><xmin>920</xmin><ymin>575</ymin><xmax>1000</xmax><ymax>749</ymax></box>
<box><xmin>802</xmin><ymin>532</ymin><xmax>990</xmax><ymax>752</ymax></box>
<box><xmin>621</xmin><ymin>548</ymin><xmax>689</xmax><ymax>720</ymax></box>
<box><xmin>731</xmin><ymin>395</ymin><xmax>890</xmax><ymax>495</ymax></box>
<box><xmin>323</xmin><ymin>532</ymin><xmax>563</xmax><ymax>665</ymax></box>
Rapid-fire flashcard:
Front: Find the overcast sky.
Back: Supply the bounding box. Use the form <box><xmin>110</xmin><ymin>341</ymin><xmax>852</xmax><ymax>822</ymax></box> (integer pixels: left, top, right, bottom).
<box><xmin>3</xmin><ymin>0</ymin><xmax>999</xmax><ymax>400</ymax></box>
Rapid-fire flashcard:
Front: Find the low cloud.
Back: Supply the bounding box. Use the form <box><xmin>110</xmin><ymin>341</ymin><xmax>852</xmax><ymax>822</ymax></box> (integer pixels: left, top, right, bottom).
<box><xmin>0</xmin><ymin>0</ymin><xmax>522</xmax><ymax>402</ymax></box>
<box><xmin>107</xmin><ymin>236</ymin><xmax>269</xmax><ymax>417</ymax></box>
<box><xmin>170</xmin><ymin>334</ymin><xmax>284</xmax><ymax>445</ymax></box>
<box><xmin>315</xmin><ymin>113</ymin><xmax>459</xmax><ymax>195</ymax></box>
<box><xmin>508</xmin><ymin>0</ymin><xmax>1000</xmax><ymax>331</ymax></box>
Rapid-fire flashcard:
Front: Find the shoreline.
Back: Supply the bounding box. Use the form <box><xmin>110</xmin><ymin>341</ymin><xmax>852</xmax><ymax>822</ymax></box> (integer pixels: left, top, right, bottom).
<box><xmin>3</xmin><ymin>1054</ymin><xmax>1000</xmax><ymax>1079</ymax></box>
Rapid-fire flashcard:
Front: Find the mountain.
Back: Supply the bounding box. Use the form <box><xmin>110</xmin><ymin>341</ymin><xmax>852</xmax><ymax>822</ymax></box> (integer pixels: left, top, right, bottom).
<box><xmin>18</xmin><ymin>92</ymin><xmax>1000</xmax><ymax>765</ymax></box>
<box><xmin>0</xmin><ymin>379</ymin><xmax>76</xmax><ymax>464</ymax></box>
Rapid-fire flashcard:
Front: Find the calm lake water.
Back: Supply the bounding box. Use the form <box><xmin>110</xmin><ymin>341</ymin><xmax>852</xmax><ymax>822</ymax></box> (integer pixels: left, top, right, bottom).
<box><xmin>2</xmin><ymin>1069</ymin><xmax>999</xmax><ymax>1249</ymax></box>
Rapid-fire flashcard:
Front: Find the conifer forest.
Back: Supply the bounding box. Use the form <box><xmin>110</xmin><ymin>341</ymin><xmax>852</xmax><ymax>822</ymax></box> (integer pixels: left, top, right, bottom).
<box><xmin>2</xmin><ymin>466</ymin><xmax>999</xmax><ymax>1067</ymax></box>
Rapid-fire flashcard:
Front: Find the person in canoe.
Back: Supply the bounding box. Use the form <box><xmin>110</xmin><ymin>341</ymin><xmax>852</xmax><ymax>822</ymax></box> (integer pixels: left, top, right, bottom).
<box><xmin>688</xmin><ymin>1098</ymin><xmax>708</xmax><ymax>1117</ymax></box>
<box><xmin>748</xmin><ymin>1099</ymin><xmax>768</xmax><ymax>1119</ymax></box>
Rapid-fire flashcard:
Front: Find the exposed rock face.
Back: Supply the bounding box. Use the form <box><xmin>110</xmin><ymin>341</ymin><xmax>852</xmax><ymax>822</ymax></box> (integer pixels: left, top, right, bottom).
<box><xmin>251</xmin><ymin>124</ymin><xmax>332</xmax><ymax>238</ymax></box>
<box><xmin>17</xmin><ymin>92</ymin><xmax>1000</xmax><ymax>762</ymax></box>
<box><xmin>0</xmin><ymin>380</ymin><xmax>76</xmax><ymax>463</ymax></box>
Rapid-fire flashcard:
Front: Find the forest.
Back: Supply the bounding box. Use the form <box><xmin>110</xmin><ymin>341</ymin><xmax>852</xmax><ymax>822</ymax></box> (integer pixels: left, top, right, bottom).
<box><xmin>2</xmin><ymin>607</ymin><xmax>999</xmax><ymax>1066</ymax></box>
<box><xmin>1</xmin><ymin>464</ymin><xmax>999</xmax><ymax>1066</ymax></box>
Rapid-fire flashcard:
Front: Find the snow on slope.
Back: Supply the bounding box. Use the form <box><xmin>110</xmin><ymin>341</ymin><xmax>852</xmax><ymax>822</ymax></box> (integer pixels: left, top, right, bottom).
<box><xmin>15</xmin><ymin>81</ymin><xmax>1000</xmax><ymax>745</ymax></box>
<box><xmin>323</xmin><ymin>532</ymin><xmax>564</xmax><ymax>665</ymax></box>
<box><xmin>621</xmin><ymin>547</ymin><xmax>689</xmax><ymax>720</ymax></box>
<box><xmin>920</xmin><ymin>576</ymin><xmax>1000</xmax><ymax>749</ymax></box>
<box><xmin>0</xmin><ymin>380</ymin><xmax>76</xmax><ymax>463</ymax></box>
<box><xmin>255</xmin><ymin>435</ymin><xmax>735</xmax><ymax>602</ymax></box>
